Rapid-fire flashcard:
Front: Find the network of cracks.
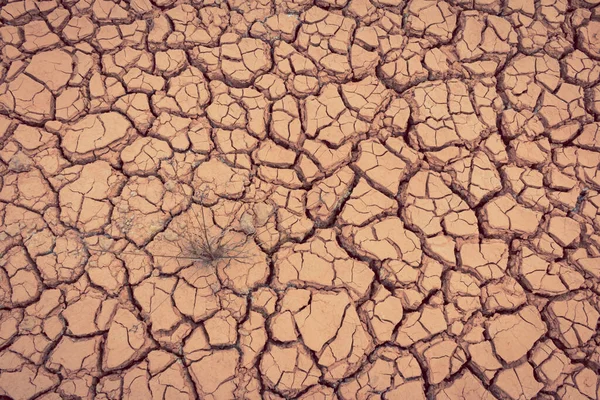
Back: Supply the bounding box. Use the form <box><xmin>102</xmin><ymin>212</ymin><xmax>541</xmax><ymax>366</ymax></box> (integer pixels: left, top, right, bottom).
<box><xmin>1</xmin><ymin>0</ymin><xmax>600</xmax><ymax>399</ymax></box>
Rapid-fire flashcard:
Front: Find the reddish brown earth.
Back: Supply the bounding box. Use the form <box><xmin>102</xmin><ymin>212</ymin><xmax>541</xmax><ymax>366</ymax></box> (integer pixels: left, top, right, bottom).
<box><xmin>1</xmin><ymin>0</ymin><xmax>600</xmax><ymax>399</ymax></box>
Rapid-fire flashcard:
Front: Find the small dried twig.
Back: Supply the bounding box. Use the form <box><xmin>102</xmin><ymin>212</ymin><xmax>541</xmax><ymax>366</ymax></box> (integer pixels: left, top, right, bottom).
<box><xmin>89</xmin><ymin>188</ymin><xmax>251</xmax><ymax>267</ymax></box>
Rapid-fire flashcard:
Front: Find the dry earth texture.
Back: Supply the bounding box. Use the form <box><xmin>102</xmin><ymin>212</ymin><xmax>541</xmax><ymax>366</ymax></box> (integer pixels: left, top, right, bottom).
<box><xmin>1</xmin><ymin>0</ymin><xmax>600</xmax><ymax>399</ymax></box>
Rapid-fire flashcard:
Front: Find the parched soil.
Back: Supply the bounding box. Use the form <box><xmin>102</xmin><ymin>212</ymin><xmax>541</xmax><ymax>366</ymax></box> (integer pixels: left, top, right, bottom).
<box><xmin>1</xmin><ymin>0</ymin><xmax>600</xmax><ymax>399</ymax></box>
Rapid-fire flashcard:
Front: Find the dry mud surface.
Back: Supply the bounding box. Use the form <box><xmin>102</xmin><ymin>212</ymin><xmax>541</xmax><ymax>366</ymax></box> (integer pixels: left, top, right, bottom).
<box><xmin>1</xmin><ymin>0</ymin><xmax>600</xmax><ymax>399</ymax></box>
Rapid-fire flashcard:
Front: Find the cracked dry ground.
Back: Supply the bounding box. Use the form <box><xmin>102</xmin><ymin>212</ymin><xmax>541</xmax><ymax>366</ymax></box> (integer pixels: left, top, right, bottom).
<box><xmin>3</xmin><ymin>1</ymin><xmax>600</xmax><ymax>400</ymax></box>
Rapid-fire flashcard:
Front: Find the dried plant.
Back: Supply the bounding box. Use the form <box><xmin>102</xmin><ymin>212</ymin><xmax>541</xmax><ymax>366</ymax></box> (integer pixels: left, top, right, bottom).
<box><xmin>174</xmin><ymin>199</ymin><xmax>252</xmax><ymax>267</ymax></box>
<box><xmin>90</xmin><ymin>188</ymin><xmax>254</xmax><ymax>271</ymax></box>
